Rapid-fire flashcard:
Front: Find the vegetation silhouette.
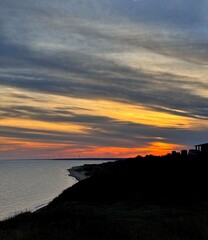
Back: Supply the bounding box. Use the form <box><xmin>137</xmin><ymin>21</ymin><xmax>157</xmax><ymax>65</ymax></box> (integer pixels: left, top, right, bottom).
<box><xmin>1</xmin><ymin>153</ymin><xmax>208</xmax><ymax>239</ymax></box>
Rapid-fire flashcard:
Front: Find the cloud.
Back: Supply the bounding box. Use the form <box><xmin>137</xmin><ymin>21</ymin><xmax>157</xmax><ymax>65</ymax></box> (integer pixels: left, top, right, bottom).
<box><xmin>0</xmin><ymin>105</ymin><xmax>115</xmax><ymax>124</ymax></box>
<box><xmin>1</xmin><ymin>118</ymin><xmax>208</xmax><ymax>151</ymax></box>
<box><xmin>0</xmin><ymin>51</ymin><xmax>208</xmax><ymax>119</ymax></box>
<box><xmin>0</xmin><ymin>0</ymin><xmax>207</xmax><ymax>158</ymax></box>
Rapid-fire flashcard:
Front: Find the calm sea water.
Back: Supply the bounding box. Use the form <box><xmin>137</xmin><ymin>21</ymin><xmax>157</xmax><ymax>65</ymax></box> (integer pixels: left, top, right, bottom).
<box><xmin>0</xmin><ymin>159</ymin><xmax>106</xmax><ymax>220</ymax></box>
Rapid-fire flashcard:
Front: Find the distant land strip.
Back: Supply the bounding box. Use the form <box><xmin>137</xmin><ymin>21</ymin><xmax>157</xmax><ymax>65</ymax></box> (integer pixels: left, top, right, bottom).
<box><xmin>52</xmin><ymin>158</ymin><xmax>125</xmax><ymax>161</ymax></box>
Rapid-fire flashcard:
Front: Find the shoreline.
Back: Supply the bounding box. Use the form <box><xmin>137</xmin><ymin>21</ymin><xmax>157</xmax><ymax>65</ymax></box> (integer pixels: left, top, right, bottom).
<box><xmin>29</xmin><ymin>167</ymin><xmax>86</xmax><ymax>217</ymax></box>
<box><xmin>35</xmin><ymin>167</ymin><xmax>87</xmax><ymax>212</ymax></box>
<box><xmin>26</xmin><ymin>166</ymin><xmax>88</xmax><ymax>217</ymax></box>
<box><xmin>0</xmin><ymin>161</ymin><xmax>105</xmax><ymax>221</ymax></box>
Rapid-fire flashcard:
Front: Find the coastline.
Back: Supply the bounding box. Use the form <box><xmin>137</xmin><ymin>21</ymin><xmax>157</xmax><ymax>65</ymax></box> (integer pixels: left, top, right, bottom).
<box><xmin>0</xmin><ymin>161</ymin><xmax>107</xmax><ymax>221</ymax></box>
<box><xmin>31</xmin><ymin>167</ymin><xmax>85</xmax><ymax>216</ymax></box>
<box><xmin>31</xmin><ymin>166</ymin><xmax>88</xmax><ymax>217</ymax></box>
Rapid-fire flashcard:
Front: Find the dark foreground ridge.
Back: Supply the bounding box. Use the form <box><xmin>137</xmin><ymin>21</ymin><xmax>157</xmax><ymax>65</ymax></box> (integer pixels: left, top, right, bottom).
<box><xmin>1</xmin><ymin>154</ymin><xmax>208</xmax><ymax>239</ymax></box>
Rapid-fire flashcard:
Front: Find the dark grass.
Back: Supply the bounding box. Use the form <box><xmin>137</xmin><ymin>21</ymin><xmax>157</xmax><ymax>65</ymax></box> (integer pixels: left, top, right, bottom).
<box><xmin>1</xmin><ymin>203</ymin><xmax>208</xmax><ymax>240</ymax></box>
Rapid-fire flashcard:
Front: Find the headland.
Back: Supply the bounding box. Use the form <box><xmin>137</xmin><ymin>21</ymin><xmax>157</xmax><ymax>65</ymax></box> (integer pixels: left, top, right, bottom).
<box><xmin>1</xmin><ymin>152</ymin><xmax>208</xmax><ymax>239</ymax></box>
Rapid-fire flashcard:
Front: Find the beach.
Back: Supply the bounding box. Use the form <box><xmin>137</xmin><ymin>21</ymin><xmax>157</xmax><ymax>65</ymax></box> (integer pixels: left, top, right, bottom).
<box><xmin>68</xmin><ymin>166</ymin><xmax>89</xmax><ymax>182</ymax></box>
<box><xmin>67</xmin><ymin>160</ymin><xmax>116</xmax><ymax>182</ymax></box>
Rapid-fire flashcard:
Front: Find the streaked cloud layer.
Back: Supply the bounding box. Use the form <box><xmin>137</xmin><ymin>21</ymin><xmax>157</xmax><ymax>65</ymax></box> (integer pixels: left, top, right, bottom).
<box><xmin>0</xmin><ymin>0</ymin><xmax>208</xmax><ymax>159</ymax></box>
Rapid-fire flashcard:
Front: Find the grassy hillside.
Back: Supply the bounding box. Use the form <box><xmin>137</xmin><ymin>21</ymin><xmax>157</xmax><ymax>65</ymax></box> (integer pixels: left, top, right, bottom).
<box><xmin>1</xmin><ymin>154</ymin><xmax>208</xmax><ymax>240</ymax></box>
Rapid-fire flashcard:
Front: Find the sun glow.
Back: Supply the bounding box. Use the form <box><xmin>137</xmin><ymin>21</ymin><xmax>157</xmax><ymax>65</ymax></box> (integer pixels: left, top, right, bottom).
<box><xmin>47</xmin><ymin>142</ymin><xmax>182</xmax><ymax>158</ymax></box>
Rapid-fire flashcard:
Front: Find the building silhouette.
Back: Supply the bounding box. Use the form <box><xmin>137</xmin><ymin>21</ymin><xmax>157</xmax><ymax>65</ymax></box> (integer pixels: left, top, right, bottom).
<box><xmin>181</xmin><ymin>150</ymin><xmax>187</xmax><ymax>157</ymax></box>
<box><xmin>171</xmin><ymin>142</ymin><xmax>208</xmax><ymax>157</ymax></box>
<box><xmin>195</xmin><ymin>143</ymin><xmax>208</xmax><ymax>154</ymax></box>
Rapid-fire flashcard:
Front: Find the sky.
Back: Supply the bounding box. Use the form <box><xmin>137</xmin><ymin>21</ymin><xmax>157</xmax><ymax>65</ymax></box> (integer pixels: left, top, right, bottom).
<box><xmin>0</xmin><ymin>0</ymin><xmax>208</xmax><ymax>159</ymax></box>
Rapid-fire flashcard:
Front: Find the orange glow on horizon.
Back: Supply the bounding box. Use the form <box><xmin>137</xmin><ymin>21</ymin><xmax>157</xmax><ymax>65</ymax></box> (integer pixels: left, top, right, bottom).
<box><xmin>67</xmin><ymin>142</ymin><xmax>183</xmax><ymax>158</ymax></box>
<box><xmin>0</xmin><ymin>136</ymin><xmax>183</xmax><ymax>160</ymax></box>
<box><xmin>41</xmin><ymin>142</ymin><xmax>183</xmax><ymax>159</ymax></box>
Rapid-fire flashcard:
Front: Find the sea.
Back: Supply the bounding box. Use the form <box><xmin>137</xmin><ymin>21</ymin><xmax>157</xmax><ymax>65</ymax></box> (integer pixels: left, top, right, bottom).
<box><xmin>0</xmin><ymin>159</ymin><xmax>107</xmax><ymax>221</ymax></box>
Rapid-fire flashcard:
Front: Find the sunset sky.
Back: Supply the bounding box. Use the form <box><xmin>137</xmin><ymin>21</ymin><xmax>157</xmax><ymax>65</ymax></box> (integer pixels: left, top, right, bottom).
<box><xmin>0</xmin><ymin>0</ymin><xmax>208</xmax><ymax>159</ymax></box>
